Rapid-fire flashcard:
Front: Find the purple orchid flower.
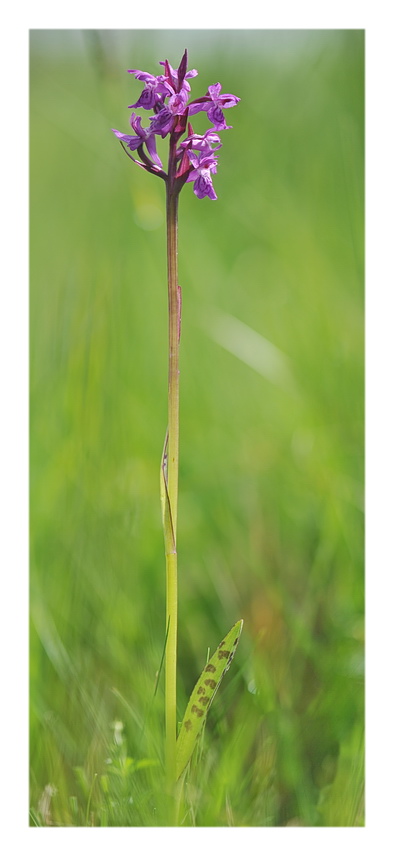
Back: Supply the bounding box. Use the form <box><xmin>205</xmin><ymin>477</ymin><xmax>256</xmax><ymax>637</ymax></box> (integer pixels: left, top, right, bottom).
<box><xmin>179</xmin><ymin>128</ymin><xmax>222</xmax><ymax>156</ymax></box>
<box><xmin>127</xmin><ymin>69</ymin><xmax>169</xmax><ymax>110</ymax></box>
<box><xmin>185</xmin><ymin>151</ymin><xmax>218</xmax><ymax>200</ymax></box>
<box><xmin>148</xmin><ymin>82</ymin><xmax>190</xmax><ymax>139</ymax></box>
<box><xmin>165</xmin><ymin>85</ymin><xmax>189</xmax><ymax>117</ymax></box>
<box><xmin>188</xmin><ymin>82</ymin><xmax>240</xmax><ymax>130</ymax></box>
<box><xmin>112</xmin><ymin>112</ymin><xmax>163</xmax><ymax>167</ymax></box>
<box><xmin>128</xmin><ymin>53</ymin><xmax>197</xmax><ymax>113</ymax></box>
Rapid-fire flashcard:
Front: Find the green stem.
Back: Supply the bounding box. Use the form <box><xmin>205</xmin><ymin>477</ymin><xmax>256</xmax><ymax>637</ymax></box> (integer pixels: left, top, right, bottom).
<box><xmin>164</xmin><ymin>179</ymin><xmax>181</xmax><ymax>793</ymax></box>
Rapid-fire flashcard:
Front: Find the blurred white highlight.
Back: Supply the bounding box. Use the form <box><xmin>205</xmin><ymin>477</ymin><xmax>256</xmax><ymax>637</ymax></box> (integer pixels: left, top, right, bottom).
<box><xmin>205</xmin><ymin>311</ymin><xmax>294</xmax><ymax>389</ymax></box>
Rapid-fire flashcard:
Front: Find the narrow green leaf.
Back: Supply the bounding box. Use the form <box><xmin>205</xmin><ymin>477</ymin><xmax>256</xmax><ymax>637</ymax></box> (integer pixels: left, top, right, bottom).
<box><xmin>176</xmin><ymin>619</ymin><xmax>243</xmax><ymax>780</ymax></box>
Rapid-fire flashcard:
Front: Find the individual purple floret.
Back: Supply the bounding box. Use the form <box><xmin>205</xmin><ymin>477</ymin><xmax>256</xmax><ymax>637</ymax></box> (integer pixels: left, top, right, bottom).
<box><xmin>112</xmin><ymin>112</ymin><xmax>163</xmax><ymax>167</ymax></box>
<box><xmin>185</xmin><ymin>152</ymin><xmax>218</xmax><ymax>200</ymax></box>
<box><xmin>113</xmin><ymin>50</ymin><xmax>239</xmax><ymax>200</ymax></box>
<box><xmin>127</xmin><ymin>69</ymin><xmax>168</xmax><ymax>110</ymax></box>
<box><xmin>179</xmin><ymin>129</ymin><xmax>222</xmax><ymax>156</ymax></box>
<box><xmin>188</xmin><ymin>83</ymin><xmax>240</xmax><ymax>130</ymax></box>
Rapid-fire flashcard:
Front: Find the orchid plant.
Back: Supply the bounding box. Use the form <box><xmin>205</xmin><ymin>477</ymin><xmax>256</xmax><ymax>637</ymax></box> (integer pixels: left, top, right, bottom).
<box><xmin>112</xmin><ymin>49</ymin><xmax>243</xmax><ymax>810</ymax></box>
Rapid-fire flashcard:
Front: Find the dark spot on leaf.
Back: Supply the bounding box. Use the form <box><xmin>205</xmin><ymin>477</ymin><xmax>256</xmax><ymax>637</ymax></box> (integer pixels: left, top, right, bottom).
<box><xmin>184</xmin><ymin>719</ymin><xmax>192</xmax><ymax>731</ymax></box>
<box><xmin>200</xmin><ymin>696</ymin><xmax>210</xmax><ymax>706</ymax></box>
<box><xmin>191</xmin><ymin>705</ymin><xmax>204</xmax><ymax>717</ymax></box>
<box><xmin>197</xmin><ymin>686</ymin><xmax>205</xmax><ymax>695</ymax></box>
<box><xmin>205</xmin><ymin>664</ymin><xmax>216</xmax><ymax>673</ymax></box>
<box><xmin>218</xmin><ymin>650</ymin><xmax>230</xmax><ymax>659</ymax></box>
<box><xmin>204</xmin><ymin>679</ymin><xmax>217</xmax><ymax>689</ymax></box>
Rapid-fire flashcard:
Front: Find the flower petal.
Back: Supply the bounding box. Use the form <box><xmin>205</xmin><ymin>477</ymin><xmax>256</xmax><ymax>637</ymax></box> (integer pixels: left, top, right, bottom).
<box><xmin>187</xmin><ymin>101</ymin><xmax>210</xmax><ymax>116</ymax></box>
<box><xmin>145</xmin><ymin>135</ymin><xmax>163</xmax><ymax>168</ymax></box>
<box><xmin>208</xmin><ymin>82</ymin><xmax>222</xmax><ymax>99</ymax></box>
<box><xmin>111</xmin><ymin>129</ymin><xmax>142</xmax><ymax>151</ymax></box>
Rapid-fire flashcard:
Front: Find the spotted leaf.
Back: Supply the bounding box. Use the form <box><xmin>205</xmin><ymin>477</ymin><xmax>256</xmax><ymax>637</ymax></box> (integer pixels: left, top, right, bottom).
<box><xmin>176</xmin><ymin>619</ymin><xmax>243</xmax><ymax>780</ymax></box>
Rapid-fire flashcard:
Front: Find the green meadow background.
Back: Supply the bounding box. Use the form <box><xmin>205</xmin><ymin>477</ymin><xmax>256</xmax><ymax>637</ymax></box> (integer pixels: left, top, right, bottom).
<box><xmin>30</xmin><ymin>29</ymin><xmax>364</xmax><ymax>827</ymax></box>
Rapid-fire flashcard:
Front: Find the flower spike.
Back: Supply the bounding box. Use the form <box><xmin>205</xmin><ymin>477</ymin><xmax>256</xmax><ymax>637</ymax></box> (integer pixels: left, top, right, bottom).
<box><xmin>113</xmin><ymin>51</ymin><xmax>239</xmax><ymax>200</ymax></box>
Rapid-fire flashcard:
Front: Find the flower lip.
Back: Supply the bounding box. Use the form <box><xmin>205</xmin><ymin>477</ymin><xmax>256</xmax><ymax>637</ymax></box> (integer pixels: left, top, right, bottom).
<box><xmin>149</xmin><ymin>106</ymin><xmax>175</xmax><ymax>138</ymax></box>
<box><xmin>128</xmin><ymin>85</ymin><xmax>161</xmax><ymax>111</ymax></box>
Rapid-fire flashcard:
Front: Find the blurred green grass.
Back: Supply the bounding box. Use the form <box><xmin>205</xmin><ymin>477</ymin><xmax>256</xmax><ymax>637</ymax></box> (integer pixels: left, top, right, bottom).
<box><xmin>29</xmin><ymin>29</ymin><xmax>364</xmax><ymax>826</ymax></box>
